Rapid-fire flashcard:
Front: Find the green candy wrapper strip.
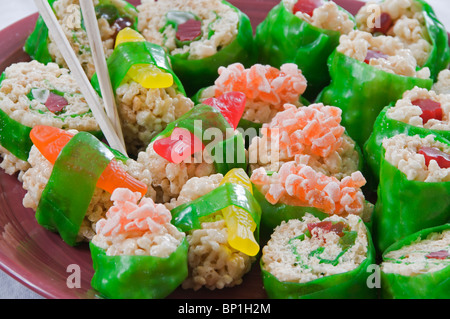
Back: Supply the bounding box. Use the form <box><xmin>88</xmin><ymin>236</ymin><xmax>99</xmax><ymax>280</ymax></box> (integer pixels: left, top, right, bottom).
<box><xmin>317</xmin><ymin>50</ymin><xmax>433</xmax><ymax>148</ymax></box>
<box><xmin>372</xmin><ymin>133</ymin><xmax>450</xmax><ymax>253</ymax></box>
<box><xmin>90</xmin><ymin>238</ymin><xmax>189</xmax><ymax>299</ymax></box>
<box><xmin>0</xmin><ymin>108</ymin><xmax>33</xmax><ymax>161</ymax></box>
<box><xmin>380</xmin><ymin>223</ymin><xmax>450</xmax><ymax>299</ymax></box>
<box><xmin>35</xmin><ymin>132</ymin><xmax>114</xmax><ymax>246</ymax></box>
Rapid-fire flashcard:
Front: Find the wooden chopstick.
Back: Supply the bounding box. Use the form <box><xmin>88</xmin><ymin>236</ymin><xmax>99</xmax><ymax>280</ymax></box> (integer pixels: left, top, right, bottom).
<box><xmin>79</xmin><ymin>0</ymin><xmax>125</xmax><ymax>151</ymax></box>
<box><xmin>33</xmin><ymin>0</ymin><xmax>128</xmax><ymax>156</ymax></box>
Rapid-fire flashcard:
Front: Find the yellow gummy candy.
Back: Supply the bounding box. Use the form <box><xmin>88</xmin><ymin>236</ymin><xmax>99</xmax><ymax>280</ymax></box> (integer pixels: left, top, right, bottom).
<box><xmin>115</xmin><ymin>28</ymin><xmax>174</xmax><ymax>89</ymax></box>
<box><xmin>220</xmin><ymin>168</ymin><xmax>259</xmax><ymax>257</ymax></box>
<box><xmin>127</xmin><ymin>64</ymin><xmax>174</xmax><ymax>89</ymax></box>
<box><xmin>115</xmin><ymin>27</ymin><xmax>146</xmax><ymax>48</ymax></box>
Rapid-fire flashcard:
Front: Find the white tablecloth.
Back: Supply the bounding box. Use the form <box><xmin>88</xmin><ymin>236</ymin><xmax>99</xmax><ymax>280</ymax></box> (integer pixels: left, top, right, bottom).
<box><xmin>0</xmin><ymin>0</ymin><xmax>449</xmax><ymax>299</ymax></box>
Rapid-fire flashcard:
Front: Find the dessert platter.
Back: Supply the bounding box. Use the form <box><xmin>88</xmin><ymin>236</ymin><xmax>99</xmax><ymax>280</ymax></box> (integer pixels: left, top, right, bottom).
<box><xmin>0</xmin><ymin>0</ymin><xmax>449</xmax><ymax>299</ymax></box>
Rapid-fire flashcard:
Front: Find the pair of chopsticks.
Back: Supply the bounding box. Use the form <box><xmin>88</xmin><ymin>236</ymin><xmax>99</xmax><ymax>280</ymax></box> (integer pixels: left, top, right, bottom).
<box><xmin>33</xmin><ymin>0</ymin><xmax>127</xmax><ymax>156</ymax></box>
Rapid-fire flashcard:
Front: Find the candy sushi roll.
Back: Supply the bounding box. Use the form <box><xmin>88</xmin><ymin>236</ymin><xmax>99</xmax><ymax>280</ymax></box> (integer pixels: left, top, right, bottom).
<box><xmin>248</xmin><ymin>103</ymin><xmax>362</xmax><ymax>180</ymax></box>
<box><xmin>194</xmin><ymin>63</ymin><xmax>308</xmax><ymax>130</ymax></box>
<box><xmin>0</xmin><ymin>61</ymin><xmax>100</xmax><ymax>179</ymax></box>
<box><xmin>136</xmin><ymin>92</ymin><xmax>248</xmax><ymax>203</ymax></box>
<box><xmin>365</xmin><ymin>85</ymin><xmax>450</xmax><ymax>184</ymax></box>
<box><xmin>260</xmin><ymin>213</ymin><xmax>376</xmax><ymax>299</ymax></box>
<box><xmin>90</xmin><ymin>188</ymin><xmax>188</xmax><ymax>299</ymax></box>
<box><xmin>373</xmin><ymin>133</ymin><xmax>450</xmax><ymax>252</ymax></box>
<box><xmin>136</xmin><ymin>0</ymin><xmax>255</xmax><ymax>96</ymax></box>
<box><xmin>255</xmin><ymin>0</ymin><xmax>356</xmax><ymax>99</ymax></box>
<box><xmin>25</xmin><ymin>0</ymin><xmax>138</xmax><ymax>79</ymax></box>
<box><xmin>21</xmin><ymin>126</ymin><xmax>154</xmax><ymax>246</ymax></box>
<box><xmin>381</xmin><ymin>223</ymin><xmax>450</xmax><ymax>299</ymax></box>
<box><xmin>317</xmin><ymin>30</ymin><xmax>433</xmax><ymax>147</ymax></box>
<box><xmin>91</xmin><ymin>28</ymin><xmax>194</xmax><ymax>156</ymax></box>
<box><xmin>355</xmin><ymin>0</ymin><xmax>450</xmax><ymax>79</ymax></box>
<box><xmin>169</xmin><ymin>168</ymin><xmax>261</xmax><ymax>291</ymax></box>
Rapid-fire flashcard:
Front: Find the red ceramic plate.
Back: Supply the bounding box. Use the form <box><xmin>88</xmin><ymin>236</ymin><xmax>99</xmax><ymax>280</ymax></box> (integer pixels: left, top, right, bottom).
<box><xmin>0</xmin><ymin>0</ymin><xmax>392</xmax><ymax>299</ymax></box>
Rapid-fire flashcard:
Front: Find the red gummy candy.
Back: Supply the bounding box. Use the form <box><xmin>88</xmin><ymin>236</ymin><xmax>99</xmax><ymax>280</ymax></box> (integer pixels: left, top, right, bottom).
<box><xmin>176</xmin><ymin>19</ymin><xmax>202</xmax><ymax>42</ymax></box>
<box><xmin>418</xmin><ymin>146</ymin><xmax>450</xmax><ymax>169</ymax></box>
<box><xmin>45</xmin><ymin>93</ymin><xmax>68</xmax><ymax>113</ymax></box>
<box><xmin>412</xmin><ymin>98</ymin><xmax>443</xmax><ymax>124</ymax></box>
<box><xmin>153</xmin><ymin>127</ymin><xmax>204</xmax><ymax>164</ymax></box>
<box><xmin>203</xmin><ymin>91</ymin><xmax>246</xmax><ymax>130</ymax></box>
<box><xmin>293</xmin><ymin>0</ymin><xmax>324</xmax><ymax>16</ymax></box>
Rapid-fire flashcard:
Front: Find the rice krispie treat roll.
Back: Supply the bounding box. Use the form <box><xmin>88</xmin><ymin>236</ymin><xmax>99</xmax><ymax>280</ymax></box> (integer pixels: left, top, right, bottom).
<box><xmin>255</xmin><ymin>0</ymin><xmax>356</xmax><ymax>99</ymax></box>
<box><xmin>250</xmin><ymin>156</ymin><xmax>373</xmax><ymax>238</ymax></box>
<box><xmin>21</xmin><ymin>126</ymin><xmax>155</xmax><ymax>246</ymax></box>
<box><xmin>24</xmin><ymin>0</ymin><xmax>138</xmax><ymax>79</ymax></box>
<box><xmin>90</xmin><ymin>188</ymin><xmax>188</xmax><ymax>299</ymax></box>
<box><xmin>355</xmin><ymin>0</ymin><xmax>450</xmax><ymax>79</ymax></box>
<box><xmin>317</xmin><ymin>30</ymin><xmax>433</xmax><ymax>147</ymax></box>
<box><xmin>365</xmin><ymin>86</ymin><xmax>450</xmax><ymax>185</ymax></box>
<box><xmin>169</xmin><ymin>169</ymin><xmax>261</xmax><ymax>291</ymax></box>
<box><xmin>247</xmin><ymin>103</ymin><xmax>362</xmax><ymax>180</ymax></box>
<box><xmin>194</xmin><ymin>63</ymin><xmax>308</xmax><ymax>129</ymax></box>
<box><xmin>380</xmin><ymin>223</ymin><xmax>450</xmax><ymax>299</ymax></box>
<box><xmin>261</xmin><ymin>213</ymin><xmax>376</xmax><ymax>299</ymax></box>
<box><xmin>91</xmin><ymin>28</ymin><xmax>194</xmax><ymax>156</ymax></box>
<box><xmin>373</xmin><ymin>133</ymin><xmax>450</xmax><ymax>252</ymax></box>
<box><xmin>0</xmin><ymin>60</ymin><xmax>100</xmax><ymax>179</ymax></box>
<box><xmin>138</xmin><ymin>92</ymin><xmax>248</xmax><ymax>203</ymax></box>
<box><xmin>137</xmin><ymin>0</ymin><xmax>255</xmax><ymax>96</ymax></box>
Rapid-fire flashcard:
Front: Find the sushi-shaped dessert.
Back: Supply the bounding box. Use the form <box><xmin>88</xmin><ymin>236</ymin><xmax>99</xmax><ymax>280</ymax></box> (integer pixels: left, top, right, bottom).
<box><xmin>194</xmin><ymin>63</ymin><xmax>308</xmax><ymax>131</ymax></box>
<box><xmin>432</xmin><ymin>69</ymin><xmax>450</xmax><ymax>96</ymax></box>
<box><xmin>365</xmin><ymin>85</ymin><xmax>450</xmax><ymax>186</ymax></box>
<box><xmin>317</xmin><ymin>30</ymin><xmax>433</xmax><ymax>148</ymax></box>
<box><xmin>250</xmin><ymin>155</ymin><xmax>373</xmax><ymax>239</ymax></box>
<box><xmin>260</xmin><ymin>213</ymin><xmax>376</xmax><ymax>299</ymax></box>
<box><xmin>169</xmin><ymin>168</ymin><xmax>261</xmax><ymax>291</ymax></box>
<box><xmin>90</xmin><ymin>187</ymin><xmax>188</xmax><ymax>299</ymax></box>
<box><xmin>0</xmin><ymin>60</ymin><xmax>100</xmax><ymax>179</ymax></box>
<box><xmin>91</xmin><ymin>28</ymin><xmax>194</xmax><ymax>156</ymax></box>
<box><xmin>381</xmin><ymin>223</ymin><xmax>450</xmax><ymax>299</ymax></box>
<box><xmin>136</xmin><ymin>91</ymin><xmax>248</xmax><ymax>203</ymax></box>
<box><xmin>21</xmin><ymin>125</ymin><xmax>154</xmax><ymax>246</ymax></box>
<box><xmin>25</xmin><ymin>0</ymin><xmax>138</xmax><ymax>79</ymax></box>
<box><xmin>355</xmin><ymin>0</ymin><xmax>450</xmax><ymax>80</ymax></box>
<box><xmin>373</xmin><ymin>133</ymin><xmax>450</xmax><ymax>253</ymax></box>
<box><xmin>136</xmin><ymin>0</ymin><xmax>255</xmax><ymax>96</ymax></box>
<box><xmin>248</xmin><ymin>103</ymin><xmax>362</xmax><ymax>180</ymax></box>
<box><xmin>255</xmin><ymin>0</ymin><xmax>356</xmax><ymax>99</ymax></box>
